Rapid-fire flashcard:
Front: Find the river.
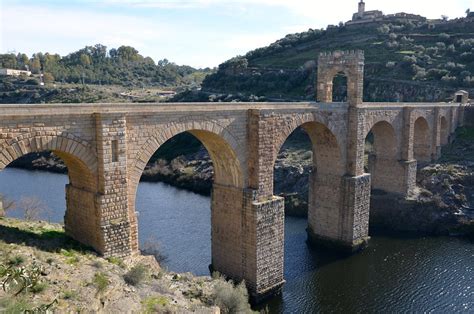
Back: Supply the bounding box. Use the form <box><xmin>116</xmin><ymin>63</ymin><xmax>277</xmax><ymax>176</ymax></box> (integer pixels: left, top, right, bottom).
<box><xmin>1</xmin><ymin>168</ymin><xmax>473</xmax><ymax>312</ymax></box>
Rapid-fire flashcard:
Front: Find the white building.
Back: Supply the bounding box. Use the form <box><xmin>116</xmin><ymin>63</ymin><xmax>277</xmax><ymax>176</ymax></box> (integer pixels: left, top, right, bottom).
<box><xmin>0</xmin><ymin>68</ymin><xmax>32</xmax><ymax>77</ymax></box>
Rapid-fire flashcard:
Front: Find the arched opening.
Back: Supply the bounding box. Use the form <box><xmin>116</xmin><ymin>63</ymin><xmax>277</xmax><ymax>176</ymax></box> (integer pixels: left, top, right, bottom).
<box><xmin>0</xmin><ymin>143</ymin><xmax>98</xmax><ymax>249</ymax></box>
<box><xmin>413</xmin><ymin>117</ymin><xmax>432</xmax><ymax>163</ymax></box>
<box><xmin>273</xmin><ymin>120</ymin><xmax>344</xmax><ymax>277</ymax></box>
<box><xmin>440</xmin><ymin>116</ymin><xmax>449</xmax><ymax>146</ymax></box>
<box><xmin>131</xmin><ymin>129</ymin><xmax>243</xmax><ymax>276</ymax></box>
<box><xmin>332</xmin><ymin>71</ymin><xmax>348</xmax><ymax>102</ymax></box>
<box><xmin>364</xmin><ymin>121</ymin><xmax>399</xmax><ymax>192</ymax></box>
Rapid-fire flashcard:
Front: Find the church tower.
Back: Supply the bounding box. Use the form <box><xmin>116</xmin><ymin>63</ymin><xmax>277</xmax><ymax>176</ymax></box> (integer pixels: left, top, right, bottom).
<box><xmin>358</xmin><ymin>0</ymin><xmax>365</xmax><ymax>16</ymax></box>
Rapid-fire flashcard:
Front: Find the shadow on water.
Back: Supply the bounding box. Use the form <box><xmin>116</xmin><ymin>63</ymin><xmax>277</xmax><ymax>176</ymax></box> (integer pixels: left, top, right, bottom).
<box><xmin>0</xmin><ymin>220</ymin><xmax>94</xmax><ymax>254</ymax></box>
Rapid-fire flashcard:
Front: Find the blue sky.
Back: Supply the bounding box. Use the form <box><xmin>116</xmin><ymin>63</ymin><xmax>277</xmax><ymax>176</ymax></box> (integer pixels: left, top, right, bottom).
<box><xmin>1</xmin><ymin>0</ymin><xmax>472</xmax><ymax>68</ymax></box>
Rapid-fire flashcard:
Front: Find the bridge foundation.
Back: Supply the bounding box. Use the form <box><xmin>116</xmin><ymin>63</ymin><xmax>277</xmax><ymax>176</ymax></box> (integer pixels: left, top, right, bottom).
<box><xmin>307</xmin><ymin>173</ymin><xmax>371</xmax><ymax>252</ymax></box>
<box><xmin>211</xmin><ymin>184</ymin><xmax>285</xmax><ymax>301</ymax></box>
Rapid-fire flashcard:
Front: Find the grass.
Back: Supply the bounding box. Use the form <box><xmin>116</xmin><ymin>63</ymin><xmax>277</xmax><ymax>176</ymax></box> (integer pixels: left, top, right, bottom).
<box><xmin>107</xmin><ymin>256</ymin><xmax>125</xmax><ymax>268</ymax></box>
<box><xmin>0</xmin><ymin>217</ymin><xmax>93</xmax><ymax>255</ymax></box>
<box><xmin>93</xmin><ymin>272</ymin><xmax>109</xmax><ymax>294</ymax></box>
<box><xmin>0</xmin><ymin>297</ymin><xmax>33</xmax><ymax>313</ymax></box>
<box><xmin>141</xmin><ymin>296</ymin><xmax>170</xmax><ymax>313</ymax></box>
<box><xmin>8</xmin><ymin>255</ymin><xmax>25</xmax><ymax>266</ymax></box>
<box><xmin>31</xmin><ymin>282</ymin><xmax>48</xmax><ymax>294</ymax></box>
<box><xmin>62</xmin><ymin>290</ymin><xmax>77</xmax><ymax>300</ymax></box>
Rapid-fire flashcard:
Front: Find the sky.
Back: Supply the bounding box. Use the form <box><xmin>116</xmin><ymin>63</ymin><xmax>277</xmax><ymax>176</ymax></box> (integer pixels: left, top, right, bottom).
<box><xmin>0</xmin><ymin>0</ymin><xmax>472</xmax><ymax>68</ymax></box>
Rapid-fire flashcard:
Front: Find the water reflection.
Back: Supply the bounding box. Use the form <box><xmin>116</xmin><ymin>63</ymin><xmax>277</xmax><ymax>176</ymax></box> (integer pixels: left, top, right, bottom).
<box><xmin>1</xmin><ymin>168</ymin><xmax>473</xmax><ymax>312</ymax></box>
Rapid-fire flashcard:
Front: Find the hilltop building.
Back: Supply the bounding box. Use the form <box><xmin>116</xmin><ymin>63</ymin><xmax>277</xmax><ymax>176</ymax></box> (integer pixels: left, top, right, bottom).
<box><xmin>352</xmin><ymin>1</ymin><xmax>383</xmax><ymax>21</ymax></box>
<box><xmin>346</xmin><ymin>1</ymin><xmax>426</xmax><ymax>26</ymax></box>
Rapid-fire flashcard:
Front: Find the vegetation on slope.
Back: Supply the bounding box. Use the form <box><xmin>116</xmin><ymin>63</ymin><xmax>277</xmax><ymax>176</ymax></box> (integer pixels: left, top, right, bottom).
<box><xmin>0</xmin><ymin>44</ymin><xmax>211</xmax><ymax>88</ymax></box>
<box><xmin>0</xmin><ymin>217</ymin><xmax>254</xmax><ymax>313</ymax></box>
<box><xmin>201</xmin><ymin>15</ymin><xmax>474</xmax><ymax>102</ymax></box>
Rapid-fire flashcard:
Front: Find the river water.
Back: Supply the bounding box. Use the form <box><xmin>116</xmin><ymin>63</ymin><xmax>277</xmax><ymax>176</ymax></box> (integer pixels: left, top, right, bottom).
<box><xmin>1</xmin><ymin>168</ymin><xmax>473</xmax><ymax>312</ymax></box>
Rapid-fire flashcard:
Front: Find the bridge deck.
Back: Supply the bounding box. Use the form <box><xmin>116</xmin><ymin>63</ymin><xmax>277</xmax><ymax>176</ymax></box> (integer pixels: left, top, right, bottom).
<box><xmin>0</xmin><ymin>101</ymin><xmax>462</xmax><ymax>116</ymax></box>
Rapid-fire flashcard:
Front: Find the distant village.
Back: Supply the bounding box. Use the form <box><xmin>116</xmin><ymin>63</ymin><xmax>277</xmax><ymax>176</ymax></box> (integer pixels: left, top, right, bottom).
<box><xmin>325</xmin><ymin>0</ymin><xmax>474</xmax><ymax>29</ymax></box>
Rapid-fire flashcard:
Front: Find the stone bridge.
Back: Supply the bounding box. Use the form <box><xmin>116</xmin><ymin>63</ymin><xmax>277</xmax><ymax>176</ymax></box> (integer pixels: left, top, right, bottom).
<box><xmin>0</xmin><ymin>51</ymin><xmax>470</xmax><ymax>300</ymax></box>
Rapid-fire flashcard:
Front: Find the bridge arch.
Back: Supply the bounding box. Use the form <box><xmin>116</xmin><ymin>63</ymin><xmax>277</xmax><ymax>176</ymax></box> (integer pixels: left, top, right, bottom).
<box><xmin>128</xmin><ymin>121</ymin><xmax>246</xmax><ymax>271</ymax></box>
<box><xmin>365</xmin><ymin>121</ymin><xmax>400</xmax><ymax>192</ymax></box>
<box><xmin>272</xmin><ymin>113</ymin><xmax>345</xmax><ymax>174</ymax></box>
<box><xmin>273</xmin><ymin>114</ymin><xmax>345</xmax><ymax>254</ymax></box>
<box><xmin>0</xmin><ymin>133</ymin><xmax>100</xmax><ymax>251</ymax></box>
<box><xmin>130</xmin><ymin>121</ymin><xmax>245</xmax><ymax>190</ymax></box>
<box><xmin>413</xmin><ymin>117</ymin><xmax>432</xmax><ymax>163</ymax></box>
<box><xmin>0</xmin><ymin>134</ymin><xmax>97</xmax><ymax>190</ymax></box>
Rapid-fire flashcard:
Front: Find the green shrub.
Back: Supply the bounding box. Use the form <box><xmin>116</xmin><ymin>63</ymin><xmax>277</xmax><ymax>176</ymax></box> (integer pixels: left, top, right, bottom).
<box><xmin>211</xmin><ymin>274</ymin><xmax>252</xmax><ymax>314</ymax></box>
<box><xmin>8</xmin><ymin>255</ymin><xmax>25</xmax><ymax>266</ymax></box>
<box><xmin>107</xmin><ymin>256</ymin><xmax>125</xmax><ymax>268</ymax></box>
<box><xmin>62</xmin><ymin>290</ymin><xmax>77</xmax><ymax>300</ymax></box>
<box><xmin>124</xmin><ymin>264</ymin><xmax>147</xmax><ymax>286</ymax></box>
<box><xmin>142</xmin><ymin>296</ymin><xmax>170</xmax><ymax>313</ymax></box>
<box><xmin>0</xmin><ymin>297</ymin><xmax>32</xmax><ymax>312</ymax></box>
<box><xmin>93</xmin><ymin>272</ymin><xmax>109</xmax><ymax>294</ymax></box>
<box><xmin>30</xmin><ymin>282</ymin><xmax>48</xmax><ymax>294</ymax></box>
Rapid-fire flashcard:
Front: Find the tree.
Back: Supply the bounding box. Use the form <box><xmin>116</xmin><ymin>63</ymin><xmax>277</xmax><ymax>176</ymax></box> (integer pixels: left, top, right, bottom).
<box><xmin>467</xmin><ymin>9</ymin><xmax>471</xmax><ymax>16</ymax></box>
<box><xmin>43</xmin><ymin>72</ymin><xmax>54</xmax><ymax>83</ymax></box>
<box><xmin>0</xmin><ymin>54</ymin><xmax>17</xmax><ymax>68</ymax></box>
<box><xmin>0</xmin><ymin>194</ymin><xmax>15</xmax><ymax>217</ymax></box>
<box><xmin>441</xmin><ymin>15</ymin><xmax>449</xmax><ymax>21</ymax></box>
<box><xmin>80</xmin><ymin>53</ymin><xmax>91</xmax><ymax>66</ymax></box>
<box><xmin>30</xmin><ymin>56</ymin><xmax>41</xmax><ymax>74</ymax></box>
<box><xmin>117</xmin><ymin>46</ymin><xmax>139</xmax><ymax>62</ymax></box>
<box><xmin>18</xmin><ymin>196</ymin><xmax>47</xmax><ymax>221</ymax></box>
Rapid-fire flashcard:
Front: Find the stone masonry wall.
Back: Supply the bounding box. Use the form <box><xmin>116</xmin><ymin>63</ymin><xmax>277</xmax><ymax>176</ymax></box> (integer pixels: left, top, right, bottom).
<box><xmin>211</xmin><ymin>184</ymin><xmax>244</xmax><ymax>280</ymax></box>
<box><xmin>65</xmin><ymin>185</ymin><xmax>100</xmax><ymax>250</ymax></box>
<box><xmin>94</xmin><ymin>113</ymin><xmax>132</xmax><ymax>257</ymax></box>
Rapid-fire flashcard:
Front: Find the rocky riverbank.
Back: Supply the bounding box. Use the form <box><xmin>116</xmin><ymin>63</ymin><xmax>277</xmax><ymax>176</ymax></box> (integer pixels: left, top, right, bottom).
<box><xmin>371</xmin><ymin>127</ymin><xmax>474</xmax><ymax>238</ymax></box>
<box><xmin>0</xmin><ymin>217</ymin><xmax>253</xmax><ymax>313</ymax></box>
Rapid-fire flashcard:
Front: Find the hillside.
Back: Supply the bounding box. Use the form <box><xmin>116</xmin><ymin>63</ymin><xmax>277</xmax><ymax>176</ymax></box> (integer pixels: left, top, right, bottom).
<box><xmin>0</xmin><ymin>44</ymin><xmax>211</xmax><ymax>88</ymax></box>
<box><xmin>199</xmin><ymin>15</ymin><xmax>474</xmax><ymax>102</ymax></box>
<box><xmin>0</xmin><ymin>44</ymin><xmax>212</xmax><ymax>104</ymax></box>
<box><xmin>0</xmin><ymin>217</ymin><xmax>253</xmax><ymax>313</ymax></box>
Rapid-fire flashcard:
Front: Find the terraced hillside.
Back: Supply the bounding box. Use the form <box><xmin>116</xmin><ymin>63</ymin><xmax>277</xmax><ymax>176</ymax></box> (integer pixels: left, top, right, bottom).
<box><xmin>200</xmin><ymin>15</ymin><xmax>474</xmax><ymax>102</ymax></box>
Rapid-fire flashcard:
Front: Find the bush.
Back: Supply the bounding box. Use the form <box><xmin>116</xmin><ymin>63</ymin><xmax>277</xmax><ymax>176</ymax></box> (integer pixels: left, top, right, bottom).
<box><xmin>8</xmin><ymin>255</ymin><xmax>25</xmax><ymax>266</ymax></box>
<box><xmin>439</xmin><ymin>33</ymin><xmax>450</xmax><ymax>40</ymax></box>
<box><xmin>211</xmin><ymin>274</ymin><xmax>252</xmax><ymax>314</ymax></box>
<box><xmin>123</xmin><ymin>264</ymin><xmax>147</xmax><ymax>286</ymax></box>
<box><xmin>403</xmin><ymin>55</ymin><xmax>417</xmax><ymax>63</ymax></box>
<box><xmin>441</xmin><ymin>74</ymin><xmax>457</xmax><ymax>83</ymax></box>
<box><xmin>142</xmin><ymin>296</ymin><xmax>171</xmax><ymax>313</ymax></box>
<box><xmin>93</xmin><ymin>272</ymin><xmax>109</xmax><ymax>293</ymax></box>
<box><xmin>377</xmin><ymin>24</ymin><xmax>390</xmax><ymax>34</ymax></box>
<box><xmin>140</xmin><ymin>238</ymin><xmax>167</xmax><ymax>264</ymax></box>
<box><xmin>25</xmin><ymin>79</ymin><xmax>39</xmax><ymax>85</ymax></box>
<box><xmin>412</xmin><ymin>65</ymin><xmax>426</xmax><ymax>80</ymax></box>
